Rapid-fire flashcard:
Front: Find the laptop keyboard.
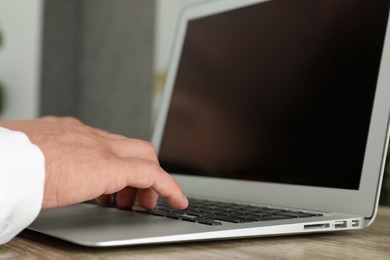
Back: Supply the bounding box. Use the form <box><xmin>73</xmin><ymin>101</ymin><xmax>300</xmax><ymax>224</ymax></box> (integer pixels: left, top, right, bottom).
<box><xmin>135</xmin><ymin>198</ymin><xmax>323</xmax><ymax>226</ymax></box>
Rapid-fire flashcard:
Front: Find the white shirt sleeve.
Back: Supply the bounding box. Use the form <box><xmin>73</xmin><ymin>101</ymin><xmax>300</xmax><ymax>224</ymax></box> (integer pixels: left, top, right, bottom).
<box><xmin>0</xmin><ymin>127</ymin><xmax>45</xmax><ymax>245</ymax></box>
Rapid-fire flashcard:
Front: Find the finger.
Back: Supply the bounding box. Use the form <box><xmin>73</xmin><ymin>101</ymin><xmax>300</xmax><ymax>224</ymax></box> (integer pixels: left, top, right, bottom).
<box><xmin>110</xmin><ymin>158</ymin><xmax>188</xmax><ymax>209</ymax></box>
<box><xmin>95</xmin><ymin>194</ymin><xmax>114</xmax><ymax>207</ymax></box>
<box><xmin>115</xmin><ymin>187</ymin><xmax>138</xmax><ymax>209</ymax></box>
<box><xmin>136</xmin><ymin>188</ymin><xmax>159</xmax><ymax>210</ymax></box>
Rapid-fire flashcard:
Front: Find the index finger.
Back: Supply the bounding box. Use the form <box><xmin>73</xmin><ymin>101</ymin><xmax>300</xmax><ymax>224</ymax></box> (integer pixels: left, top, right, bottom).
<box><xmin>106</xmin><ymin>158</ymin><xmax>188</xmax><ymax>209</ymax></box>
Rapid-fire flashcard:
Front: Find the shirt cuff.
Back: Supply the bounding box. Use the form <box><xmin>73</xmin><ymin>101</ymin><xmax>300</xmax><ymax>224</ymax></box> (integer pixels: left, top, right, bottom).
<box><xmin>0</xmin><ymin>127</ymin><xmax>45</xmax><ymax>244</ymax></box>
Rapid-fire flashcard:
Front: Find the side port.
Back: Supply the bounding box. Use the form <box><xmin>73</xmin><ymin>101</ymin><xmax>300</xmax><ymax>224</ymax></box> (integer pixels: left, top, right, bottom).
<box><xmin>334</xmin><ymin>220</ymin><xmax>347</xmax><ymax>228</ymax></box>
<box><xmin>304</xmin><ymin>223</ymin><xmax>330</xmax><ymax>230</ymax></box>
<box><xmin>351</xmin><ymin>219</ymin><xmax>360</xmax><ymax>227</ymax></box>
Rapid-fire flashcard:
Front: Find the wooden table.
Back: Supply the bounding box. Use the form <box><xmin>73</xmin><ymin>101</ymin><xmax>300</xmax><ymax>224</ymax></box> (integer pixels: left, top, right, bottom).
<box><xmin>1</xmin><ymin>207</ymin><xmax>389</xmax><ymax>259</ymax></box>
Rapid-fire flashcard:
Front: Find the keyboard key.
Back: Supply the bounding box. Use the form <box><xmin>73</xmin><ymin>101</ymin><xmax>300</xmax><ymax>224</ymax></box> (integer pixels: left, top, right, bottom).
<box><xmin>194</xmin><ymin>218</ymin><xmax>222</xmax><ymax>226</ymax></box>
<box><xmin>151</xmin><ymin>210</ymin><xmax>168</xmax><ymax>217</ymax></box>
<box><xmin>181</xmin><ymin>216</ymin><xmax>197</xmax><ymax>222</ymax></box>
<box><xmin>145</xmin><ymin>198</ymin><xmax>322</xmax><ymax>226</ymax></box>
<box><xmin>257</xmin><ymin>215</ymin><xmax>294</xmax><ymax>221</ymax></box>
<box><xmin>277</xmin><ymin>212</ymin><xmax>318</xmax><ymax>218</ymax></box>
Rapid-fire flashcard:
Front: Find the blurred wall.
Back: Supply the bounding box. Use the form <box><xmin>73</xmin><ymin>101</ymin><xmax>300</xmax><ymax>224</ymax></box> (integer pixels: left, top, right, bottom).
<box><xmin>0</xmin><ymin>0</ymin><xmax>43</xmax><ymax>120</ymax></box>
<box><xmin>40</xmin><ymin>0</ymin><xmax>155</xmax><ymax>140</ymax></box>
<box><xmin>0</xmin><ymin>0</ymin><xmax>203</xmax><ymax>135</ymax></box>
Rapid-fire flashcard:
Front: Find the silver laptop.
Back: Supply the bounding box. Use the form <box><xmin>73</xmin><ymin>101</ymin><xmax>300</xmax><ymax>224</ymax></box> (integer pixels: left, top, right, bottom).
<box><xmin>29</xmin><ymin>0</ymin><xmax>390</xmax><ymax>247</ymax></box>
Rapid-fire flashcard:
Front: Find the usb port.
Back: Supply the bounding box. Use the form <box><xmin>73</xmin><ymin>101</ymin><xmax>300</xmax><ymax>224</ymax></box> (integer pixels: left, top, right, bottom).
<box><xmin>351</xmin><ymin>220</ymin><xmax>360</xmax><ymax>227</ymax></box>
<box><xmin>335</xmin><ymin>220</ymin><xmax>347</xmax><ymax>228</ymax></box>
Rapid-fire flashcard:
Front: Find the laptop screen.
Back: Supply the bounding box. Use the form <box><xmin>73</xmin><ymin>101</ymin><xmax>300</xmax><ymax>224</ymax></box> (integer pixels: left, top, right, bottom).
<box><xmin>159</xmin><ymin>0</ymin><xmax>390</xmax><ymax>190</ymax></box>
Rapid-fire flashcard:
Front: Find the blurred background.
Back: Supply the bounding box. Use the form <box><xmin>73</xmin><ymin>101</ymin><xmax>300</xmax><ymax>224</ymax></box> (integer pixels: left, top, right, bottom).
<box><xmin>0</xmin><ymin>0</ymin><xmax>206</xmax><ymax>138</ymax></box>
<box><xmin>0</xmin><ymin>0</ymin><xmax>389</xmax><ymax>205</ymax></box>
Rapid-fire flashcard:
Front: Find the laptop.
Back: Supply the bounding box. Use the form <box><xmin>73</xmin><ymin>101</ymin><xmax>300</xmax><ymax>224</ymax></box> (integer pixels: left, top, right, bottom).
<box><xmin>29</xmin><ymin>0</ymin><xmax>390</xmax><ymax>247</ymax></box>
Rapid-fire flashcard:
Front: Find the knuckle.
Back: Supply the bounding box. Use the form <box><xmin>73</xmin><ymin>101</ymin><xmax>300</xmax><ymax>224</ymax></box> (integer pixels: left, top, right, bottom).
<box><xmin>40</xmin><ymin>115</ymin><xmax>58</xmax><ymax>121</ymax></box>
<box><xmin>124</xmin><ymin>139</ymin><xmax>159</xmax><ymax>161</ymax></box>
<box><xmin>140</xmin><ymin>140</ymin><xmax>159</xmax><ymax>160</ymax></box>
<box><xmin>62</xmin><ymin>116</ymin><xmax>83</xmax><ymax>125</ymax></box>
<box><xmin>133</xmin><ymin>159</ymin><xmax>160</xmax><ymax>188</ymax></box>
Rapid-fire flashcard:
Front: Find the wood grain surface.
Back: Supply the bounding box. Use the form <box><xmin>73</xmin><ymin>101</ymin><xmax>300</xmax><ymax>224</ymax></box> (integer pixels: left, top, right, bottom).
<box><xmin>1</xmin><ymin>207</ymin><xmax>389</xmax><ymax>260</ymax></box>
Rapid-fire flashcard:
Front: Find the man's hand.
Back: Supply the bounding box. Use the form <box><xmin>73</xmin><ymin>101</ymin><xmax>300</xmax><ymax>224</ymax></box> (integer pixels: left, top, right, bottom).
<box><xmin>0</xmin><ymin>116</ymin><xmax>188</xmax><ymax>210</ymax></box>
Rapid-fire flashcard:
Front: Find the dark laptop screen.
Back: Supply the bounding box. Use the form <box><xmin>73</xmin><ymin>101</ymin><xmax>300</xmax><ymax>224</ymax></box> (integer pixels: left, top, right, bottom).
<box><xmin>159</xmin><ymin>0</ymin><xmax>390</xmax><ymax>190</ymax></box>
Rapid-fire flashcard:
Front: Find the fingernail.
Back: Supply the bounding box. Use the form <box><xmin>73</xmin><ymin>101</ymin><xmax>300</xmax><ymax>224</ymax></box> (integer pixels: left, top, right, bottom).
<box><xmin>183</xmin><ymin>196</ymin><xmax>189</xmax><ymax>208</ymax></box>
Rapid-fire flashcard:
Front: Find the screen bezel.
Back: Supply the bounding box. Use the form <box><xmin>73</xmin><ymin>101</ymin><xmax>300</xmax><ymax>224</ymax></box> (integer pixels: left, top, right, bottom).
<box><xmin>152</xmin><ymin>0</ymin><xmax>390</xmax><ymax>220</ymax></box>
